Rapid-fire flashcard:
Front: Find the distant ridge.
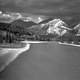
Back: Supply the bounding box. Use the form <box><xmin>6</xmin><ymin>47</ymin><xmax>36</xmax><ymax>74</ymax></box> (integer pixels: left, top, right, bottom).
<box><xmin>38</xmin><ymin>18</ymin><xmax>53</xmax><ymax>24</ymax></box>
<box><xmin>10</xmin><ymin>19</ymin><xmax>37</xmax><ymax>28</ymax></box>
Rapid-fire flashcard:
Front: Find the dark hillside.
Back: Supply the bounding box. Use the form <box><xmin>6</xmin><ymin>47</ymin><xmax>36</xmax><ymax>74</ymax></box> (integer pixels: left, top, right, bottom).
<box><xmin>0</xmin><ymin>22</ymin><xmax>10</xmax><ymax>31</ymax></box>
<box><xmin>10</xmin><ymin>19</ymin><xmax>37</xmax><ymax>28</ymax></box>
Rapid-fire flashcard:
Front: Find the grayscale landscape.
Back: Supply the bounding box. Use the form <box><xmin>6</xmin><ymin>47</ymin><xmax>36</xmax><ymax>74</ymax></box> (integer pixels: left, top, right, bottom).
<box><xmin>0</xmin><ymin>0</ymin><xmax>80</xmax><ymax>80</ymax></box>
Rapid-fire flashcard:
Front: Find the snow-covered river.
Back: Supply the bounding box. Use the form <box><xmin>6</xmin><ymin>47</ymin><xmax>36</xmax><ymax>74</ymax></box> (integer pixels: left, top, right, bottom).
<box><xmin>0</xmin><ymin>42</ymin><xmax>80</xmax><ymax>80</ymax></box>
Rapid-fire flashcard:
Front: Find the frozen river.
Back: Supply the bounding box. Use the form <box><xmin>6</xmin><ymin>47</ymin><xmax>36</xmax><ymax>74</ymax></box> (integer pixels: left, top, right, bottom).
<box><xmin>0</xmin><ymin>43</ymin><xmax>80</xmax><ymax>80</ymax></box>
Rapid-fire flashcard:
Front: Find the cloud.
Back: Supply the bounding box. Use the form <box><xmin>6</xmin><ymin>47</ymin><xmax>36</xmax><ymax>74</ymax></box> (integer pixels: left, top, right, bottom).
<box><xmin>0</xmin><ymin>0</ymin><xmax>80</xmax><ymax>16</ymax></box>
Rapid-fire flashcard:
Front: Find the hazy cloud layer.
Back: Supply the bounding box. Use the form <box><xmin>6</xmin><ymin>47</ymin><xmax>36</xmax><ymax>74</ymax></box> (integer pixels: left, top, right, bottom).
<box><xmin>0</xmin><ymin>0</ymin><xmax>80</xmax><ymax>16</ymax></box>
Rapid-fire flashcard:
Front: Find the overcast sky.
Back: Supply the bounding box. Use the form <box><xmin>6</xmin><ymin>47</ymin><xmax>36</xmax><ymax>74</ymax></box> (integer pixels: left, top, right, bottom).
<box><xmin>0</xmin><ymin>0</ymin><xmax>80</xmax><ymax>16</ymax></box>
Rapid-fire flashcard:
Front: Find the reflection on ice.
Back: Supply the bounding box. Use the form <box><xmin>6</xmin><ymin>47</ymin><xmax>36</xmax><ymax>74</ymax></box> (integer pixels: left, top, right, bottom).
<box><xmin>0</xmin><ymin>42</ymin><xmax>30</xmax><ymax>72</ymax></box>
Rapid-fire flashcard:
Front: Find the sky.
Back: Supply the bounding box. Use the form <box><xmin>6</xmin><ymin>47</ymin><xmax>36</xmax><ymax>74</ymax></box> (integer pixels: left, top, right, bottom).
<box><xmin>0</xmin><ymin>0</ymin><xmax>80</xmax><ymax>16</ymax></box>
